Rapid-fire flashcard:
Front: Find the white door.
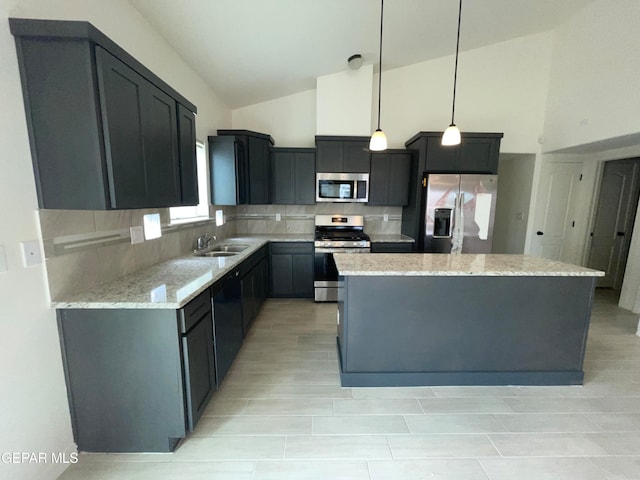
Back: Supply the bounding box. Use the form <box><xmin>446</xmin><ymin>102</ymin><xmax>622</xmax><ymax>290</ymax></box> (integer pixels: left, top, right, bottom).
<box><xmin>531</xmin><ymin>162</ymin><xmax>583</xmax><ymax>262</ymax></box>
<box><xmin>587</xmin><ymin>160</ymin><xmax>640</xmax><ymax>288</ymax></box>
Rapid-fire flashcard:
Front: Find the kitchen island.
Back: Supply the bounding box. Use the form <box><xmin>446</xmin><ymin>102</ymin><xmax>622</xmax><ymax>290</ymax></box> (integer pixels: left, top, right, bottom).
<box><xmin>333</xmin><ymin>253</ymin><xmax>604</xmax><ymax>387</ymax></box>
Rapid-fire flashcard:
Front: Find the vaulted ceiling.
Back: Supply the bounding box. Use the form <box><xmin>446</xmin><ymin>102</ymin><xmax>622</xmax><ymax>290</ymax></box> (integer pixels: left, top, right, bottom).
<box><xmin>130</xmin><ymin>0</ymin><xmax>595</xmax><ymax>109</ymax></box>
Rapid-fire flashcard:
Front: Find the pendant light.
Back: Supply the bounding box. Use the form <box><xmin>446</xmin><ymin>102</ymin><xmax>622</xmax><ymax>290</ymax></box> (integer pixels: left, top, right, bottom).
<box><xmin>442</xmin><ymin>0</ymin><xmax>463</xmax><ymax>146</ymax></box>
<box><xmin>370</xmin><ymin>0</ymin><xmax>387</xmax><ymax>151</ymax></box>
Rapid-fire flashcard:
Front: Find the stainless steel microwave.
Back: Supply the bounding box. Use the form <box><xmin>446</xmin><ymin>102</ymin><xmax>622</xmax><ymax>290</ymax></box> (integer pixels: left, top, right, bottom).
<box><xmin>316</xmin><ymin>173</ymin><xmax>369</xmax><ymax>203</ymax></box>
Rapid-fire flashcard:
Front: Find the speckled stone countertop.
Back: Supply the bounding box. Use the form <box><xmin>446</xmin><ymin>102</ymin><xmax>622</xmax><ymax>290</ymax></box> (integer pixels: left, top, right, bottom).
<box><xmin>333</xmin><ymin>253</ymin><xmax>605</xmax><ymax>277</ymax></box>
<box><xmin>52</xmin><ymin>235</ymin><xmax>313</xmax><ymax>310</ymax></box>
<box><xmin>367</xmin><ymin>234</ymin><xmax>414</xmax><ymax>243</ymax></box>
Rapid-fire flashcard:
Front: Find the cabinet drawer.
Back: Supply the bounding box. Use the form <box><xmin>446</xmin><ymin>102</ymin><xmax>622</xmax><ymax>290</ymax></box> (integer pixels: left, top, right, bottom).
<box><xmin>179</xmin><ymin>289</ymin><xmax>212</xmax><ymax>333</ymax></box>
<box><xmin>270</xmin><ymin>242</ymin><xmax>313</xmax><ymax>255</ymax></box>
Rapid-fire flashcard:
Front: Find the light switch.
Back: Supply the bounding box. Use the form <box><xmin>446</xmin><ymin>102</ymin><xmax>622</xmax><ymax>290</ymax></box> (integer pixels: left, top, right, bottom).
<box><xmin>383</xmin><ymin>214</ymin><xmax>389</xmax><ymax>222</ymax></box>
<box><xmin>0</xmin><ymin>244</ymin><xmax>7</xmax><ymax>273</ymax></box>
<box><xmin>130</xmin><ymin>226</ymin><xmax>144</xmax><ymax>244</ymax></box>
<box><xmin>21</xmin><ymin>240</ymin><xmax>42</xmax><ymax>267</ymax></box>
<box><xmin>276</xmin><ymin>213</ymin><xmax>282</xmax><ymax>221</ymax></box>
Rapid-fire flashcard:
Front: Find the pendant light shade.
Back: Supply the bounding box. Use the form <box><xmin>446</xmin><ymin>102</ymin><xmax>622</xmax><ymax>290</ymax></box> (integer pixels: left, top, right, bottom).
<box><xmin>369</xmin><ymin>129</ymin><xmax>388</xmax><ymax>151</ymax></box>
<box><xmin>370</xmin><ymin>0</ymin><xmax>387</xmax><ymax>151</ymax></box>
<box><xmin>442</xmin><ymin>0</ymin><xmax>463</xmax><ymax>146</ymax></box>
<box><xmin>442</xmin><ymin>124</ymin><xmax>461</xmax><ymax>146</ymax></box>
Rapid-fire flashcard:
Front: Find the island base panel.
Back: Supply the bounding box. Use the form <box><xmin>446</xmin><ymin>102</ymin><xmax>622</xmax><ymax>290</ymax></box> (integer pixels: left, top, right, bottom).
<box><xmin>337</xmin><ymin>275</ymin><xmax>595</xmax><ymax>386</ymax></box>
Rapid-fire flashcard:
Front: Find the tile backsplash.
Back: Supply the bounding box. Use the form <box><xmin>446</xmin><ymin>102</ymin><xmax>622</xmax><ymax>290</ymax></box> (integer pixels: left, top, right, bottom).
<box><xmin>39</xmin><ymin>206</ymin><xmax>236</xmax><ymax>301</ymax></box>
<box><xmin>234</xmin><ymin>204</ymin><xmax>403</xmax><ymax>235</ymax></box>
<box><xmin>40</xmin><ymin>203</ymin><xmax>403</xmax><ymax>301</ymax></box>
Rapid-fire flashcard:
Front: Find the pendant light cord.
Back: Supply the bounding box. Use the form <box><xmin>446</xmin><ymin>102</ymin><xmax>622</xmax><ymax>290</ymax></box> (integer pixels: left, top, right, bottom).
<box><xmin>450</xmin><ymin>0</ymin><xmax>462</xmax><ymax>125</ymax></box>
<box><xmin>376</xmin><ymin>0</ymin><xmax>384</xmax><ymax>130</ymax></box>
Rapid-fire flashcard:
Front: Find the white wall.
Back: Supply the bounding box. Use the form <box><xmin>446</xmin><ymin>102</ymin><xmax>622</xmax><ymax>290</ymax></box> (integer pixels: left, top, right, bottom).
<box><xmin>543</xmin><ymin>0</ymin><xmax>640</xmax><ymax>153</ymax></box>
<box><xmin>493</xmin><ymin>154</ymin><xmax>536</xmax><ymax>254</ymax></box>
<box><xmin>316</xmin><ymin>65</ymin><xmax>374</xmax><ymax>136</ymax></box>
<box><xmin>0</xmin><ymin>1</ymin><xmax>230</xmax><ymax>479</ymax></box>
<box><xmin>232</xmin><ymin>90</ymin><xmax>316</xmax><ymax>147</ymax></box>
<box><xmin>232</xmin><ymin>32</ymin><xmax>553</xmax><ymax>153</ymax></box>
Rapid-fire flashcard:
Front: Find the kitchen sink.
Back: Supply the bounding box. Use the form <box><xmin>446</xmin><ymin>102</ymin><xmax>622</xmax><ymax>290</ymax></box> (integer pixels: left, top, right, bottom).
<box><xmin>196</xmin><ymin>251</ymin><xmax>238</xmax><ymax>258</ymax></box>
<box><xmin>193</xmin><ymin>243</ymin><xmax>251</xmax><ymax>257</ymax></box>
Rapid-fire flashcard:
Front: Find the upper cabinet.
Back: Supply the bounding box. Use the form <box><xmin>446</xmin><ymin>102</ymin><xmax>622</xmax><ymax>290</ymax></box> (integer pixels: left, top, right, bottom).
<box><xmin>315</xmin><ymin>136</ymin><xmax>371</xmax><ymax>173</ymax></box>
<box><xmin>10</xmin><ymin>18</ymin><xmax>198</xmax><ymax>210</ymax></box>
<box><xmin>369</xmin><ymin>150</ymin><xmax>412</xmax><ymax>206</ymax></box>
<box><xmin>209</xmin><ymin>130</ymin><xmax>274</xmax><ymax>205</ymax></box>
<box><xmin>270</xmin><ymin>148</ymin><xmax>316</xmax><ymax>205</ymax></box>
<box><xmin>405</xmin><ymin>132</ymin><xmax>503</xmax><ymax>174</ymax></box>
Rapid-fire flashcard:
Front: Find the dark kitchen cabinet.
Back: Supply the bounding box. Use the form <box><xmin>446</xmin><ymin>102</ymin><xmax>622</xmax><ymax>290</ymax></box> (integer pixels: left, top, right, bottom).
<box><xmin>10</xmin><ymin>18</ymin><xmax>198</xmax><ymax>210</ymax></box>
<box><xmin>405</xmin><ymin>131</ymin><xmax>503</xmax><ymax>174</ymax></box>
<box><xmin>269</xmin><ymin>242</ymin><xmax>314</xmax><ymax>298</ymax></box>
<box><xmin>179</xmin><ymin>290</ymin><xmax>216</xmax><ymax>432</ymax></box>
<box><xmin>211</xmin><ymin>271</ymin><xmax>244</xmax><ymax>385</ymax></box>
<box><xmin>370</xmin><ymin>242</ymin><xmax>414</xmax><ymax>253</ymax></box>
<box><xmin>177</xmin><ymin>104</ymin><xmax>198</xmax><ymax>205</ymax></box>
<box><xmin>369</xmin><ymin>150</ymin><xmax>411</xmax><ymax>206</ymax></box>
<box><xmin>271</xmin><ymin>147</ymin><xmax>316</xmax><ymax>205</ymax></box>
<box><xmin>209</xmin><ymin>130</ymin><xmax>274</xmax><ymax>205</ymax></box>
<box><xmin>315</xmin><ymin>136</ymin><xmax>371</xmax><ymax>173</ymax></box>
<box><xmin>240</xmin><ymin>246</ymin><xmax>269</xmax><ymax>336</ymax></box>
<box><xmin>57</xmin><ymin>288</ymin><xmax>216</xmax><ymax>453</ymax></box>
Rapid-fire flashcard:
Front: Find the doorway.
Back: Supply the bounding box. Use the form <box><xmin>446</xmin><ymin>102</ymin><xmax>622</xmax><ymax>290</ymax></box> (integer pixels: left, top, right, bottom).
<box><xmin>587</xmin><ymin>158</ymin><xmax>640</xmax><ymax>290</ymax></box>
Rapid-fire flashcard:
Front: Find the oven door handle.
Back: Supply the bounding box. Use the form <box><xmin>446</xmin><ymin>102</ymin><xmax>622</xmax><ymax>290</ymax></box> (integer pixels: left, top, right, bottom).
<box><xmin>315</xmin><ymin>248</ymin><xmax>371</xmax><ymax>254</ymax></box>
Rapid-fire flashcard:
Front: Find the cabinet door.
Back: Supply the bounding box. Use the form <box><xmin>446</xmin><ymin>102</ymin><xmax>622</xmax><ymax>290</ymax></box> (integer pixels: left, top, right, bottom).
<box><xmin>294</xmin><ymin>151</ymin><xmax>316</xmax><ymax>205</ymax></box>
<box><xmin>177</xmin><ymin>104</ymin><xmax>198</xmax><ymax>205</ymax></box>
<box><xmin>182</xmin><ymin>316</ymin><xmax>215</xmax><ymax>431</ymax></box>
<box><xmin>240</xmin><ymin>273</ymin><xmax>255</xmax><ymax>336</ymax></box>
<box><xmin>271</xmin><ymin>150</ymin><xmax>295</xmax><ymax>204</ymax></box>
<box><xmin>343</xmin><ymin>141</ymin><xmax>371</xmax><ymax>173</ymax></box>
<box><xmin>292</xmin><ymin>254</ymin><xmax>314</xmax><ymax>297</ymax></box>
<box><xmin>388</xmin><ymin>153</ymin><xmax>411</xmax><ymax>206</ymax></box>
<box><xmin>425</xmin><ymin>137</ymin><xmax>459</xmax><ymax>172</ymax></box>
<box><xmin>143</xmin><ymin>84</ymin><xmax>181</xmax><ymax>207</ymax></box>
<box><xmin>368</xmin><ymin>154</ymin><xmax>391</xmax><ymax>205</ymax></box>
<box><xmin>270</xmin><ymin>254</ymin><xmax>293</xmax><ymax>296</ymax></box>
<box><xmin>316</xmin><ymin>141</ymin><xmax>343</xmax><ymax>172</ymax></box>
<box><xmin>248</xmin><ymin>136</ymin><xmax>271</xmax><ymax>204</ymax></box>
<box><xmin>459</xmin><ymin>137</ymin><xmax>499</xmax><ymax>173</ymax></box>
<box><xmin>371</xmin><ymin>242</ymin><xmax>414</xmax><ymax>253</ymax></box>
<box><xmin>212</xmin><ymin>276</ymin><xmax>243</xmax><ymax>385</ymax></box>
<box><xmin>96</xmin><ymin>47</ymin><xmax>148</xmax><ymax>209</ymax></box>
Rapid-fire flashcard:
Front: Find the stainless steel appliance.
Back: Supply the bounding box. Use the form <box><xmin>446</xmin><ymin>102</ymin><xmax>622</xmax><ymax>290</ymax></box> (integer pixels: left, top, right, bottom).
<box><xmin>422</xmin><ymin>173</ymin><xmax>498</xmax><ymax>253</ymax></box>
<box><xmin>316</xmin><ymin>173</ymin><xmax>369</xmax><ymax>203</ymax></box>
<box><xmin>314</xmin><ymin>214</ymin><xmax>370</xmax><ymax>302</ymax></box>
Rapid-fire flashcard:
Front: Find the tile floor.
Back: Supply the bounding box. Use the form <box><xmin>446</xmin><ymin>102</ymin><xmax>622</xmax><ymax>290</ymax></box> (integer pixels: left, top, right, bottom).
<box><xmin>58</xmin><ymin>290</ymin><xmax>640</xmax><ymax>479</ymax></box>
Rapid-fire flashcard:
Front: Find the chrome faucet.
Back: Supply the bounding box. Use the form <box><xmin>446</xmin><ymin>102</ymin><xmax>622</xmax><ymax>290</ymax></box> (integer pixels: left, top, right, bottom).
<box><xmin>194</xmin><ymin>233</ymin><xmax>216</xmax><ymax>251</ymax></box>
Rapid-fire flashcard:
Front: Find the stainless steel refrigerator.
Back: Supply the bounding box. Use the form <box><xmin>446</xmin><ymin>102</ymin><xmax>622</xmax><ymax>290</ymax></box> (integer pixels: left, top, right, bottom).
<box><xmin>422</xmin><ymin>173</ymin><xmax>498</xmax><ymax>253</ymax></box>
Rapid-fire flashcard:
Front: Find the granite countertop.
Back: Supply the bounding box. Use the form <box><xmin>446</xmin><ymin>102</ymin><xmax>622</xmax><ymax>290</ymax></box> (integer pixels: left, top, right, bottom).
<box><xmin>333</xmin><ymin>253</ymin><xmax>605</xmax><ymax>277</ymax></box>
<box><xmin>367</xmin><ymin>234</ymin><xmax>414</xmax><ymax>243</ymax></box>
<box><xmin>52</xmin><ymin>234</ymin><xmax>314</xmax><ymax>310</ymax></box>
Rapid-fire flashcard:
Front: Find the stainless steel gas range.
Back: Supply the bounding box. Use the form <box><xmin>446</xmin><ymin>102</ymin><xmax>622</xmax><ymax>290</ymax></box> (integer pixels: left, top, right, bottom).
<box><xmin>313</xmin><ymin>214</ymin><xmax>370</xmax><ymax>302</ymax></box>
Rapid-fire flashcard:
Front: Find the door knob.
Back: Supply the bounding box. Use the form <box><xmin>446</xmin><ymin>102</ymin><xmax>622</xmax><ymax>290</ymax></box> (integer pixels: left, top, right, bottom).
<box><xmin>536</xmin><ymin>231</ymin><xmax>544</xmax><ymax>236</ymax></box>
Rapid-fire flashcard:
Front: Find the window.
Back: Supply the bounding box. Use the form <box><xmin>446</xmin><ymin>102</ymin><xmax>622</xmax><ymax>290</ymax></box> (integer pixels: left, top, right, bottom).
<box><xmin>170</xmin><ymin>141</ymin><xmax>209</xmax><ymax>223</ymax></box>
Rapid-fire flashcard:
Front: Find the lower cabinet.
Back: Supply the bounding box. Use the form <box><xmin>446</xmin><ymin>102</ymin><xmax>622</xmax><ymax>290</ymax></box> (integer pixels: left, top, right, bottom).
<box><xmin>211</xmin><ymin>270</ymin><xmax>243</xmax><ymax>386</ymax></box>
<box><xmin>179</xmin><ymin>289</ymin><xmax>216</xmax><ymax>432</ymax></box>
<box><xmin>57</xmin><ymin>292</ymin><xmax>215</xmax><ymax>453</ymax></box>
<box><xmin>240</xmin><ymin>246</ymin><xmax>269</xmax><ymax>336</ymax></box>
<box><xmin>269</xmin><ymin>242</ymin><xmax>314</xmax><ymax>298</ymax></box>
<box><xmin>370</xmin><ymin>242</ymin><xmax>414</xmax><ymax>253</ymax></box>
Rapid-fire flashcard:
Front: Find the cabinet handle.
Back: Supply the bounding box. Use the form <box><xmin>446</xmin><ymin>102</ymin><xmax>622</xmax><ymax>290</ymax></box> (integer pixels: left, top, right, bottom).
<box><xmin>536</xmin><ymin>231</ymin><xmax>544</xmax><ymax>236</ymax></box>
<box><xmin>617</xmin><ymin>232</ymin><xmax>625</xmax><ymax>237</ymax></box>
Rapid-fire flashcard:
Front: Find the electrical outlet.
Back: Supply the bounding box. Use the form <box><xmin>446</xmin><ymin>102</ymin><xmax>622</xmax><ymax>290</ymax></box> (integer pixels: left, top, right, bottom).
<box><xmin>130</xmin><ymin>226</ymin><xmax>144</xmax><ymax>244</ymax></box>
<box><xmin>20</xmin><ymin>240</ymin><xmax>42</xmax><ymax>267</ymax></box>
<box><xmin>276</xmin><ymin>213</ymin><xmax>282</xmax><ymax>222</ymax></box>
<box><xmin>383</xmin><ymin>214</ymin><xmax>389</xmax><ymax>222</ymax></box>
<box><xmin>0</xmin><ymin>244</ymin><xmax>7</xmax><ymax>273</ymax></box>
